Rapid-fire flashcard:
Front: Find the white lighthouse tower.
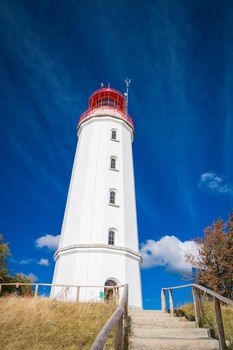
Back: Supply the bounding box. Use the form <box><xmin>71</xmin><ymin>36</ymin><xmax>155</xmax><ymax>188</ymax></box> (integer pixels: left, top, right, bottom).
<box><xmin>51</xmin><ymin>84</ymin><xmax>142</xmax><ymax>308</ymax></box>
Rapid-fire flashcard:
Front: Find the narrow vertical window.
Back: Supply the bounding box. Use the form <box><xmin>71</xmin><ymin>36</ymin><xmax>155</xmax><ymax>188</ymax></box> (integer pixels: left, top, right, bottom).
<box><xmin>110</xmin><ymin>157</ymin><xmax>116</xmax><ymax>170</ymax></box>
<box><xmin>111</xmin><ymin>129</ymin><xmax>117</xmax><ymax>140</ymax></box>
<box><xmin>108</xmin><ymin>230</ymin><xmax>115</xmax><ymax>245</ymax></box>
<box><xmin>109</xmin><ymin>190</ymin><xmax>116</xmax><ymax>205</ymax></box>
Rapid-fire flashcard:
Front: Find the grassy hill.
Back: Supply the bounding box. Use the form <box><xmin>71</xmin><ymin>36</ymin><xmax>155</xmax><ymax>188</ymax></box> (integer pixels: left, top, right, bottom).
<box><xmin>0</xmin><ymin>296</ymin><xmax>116</xmax><ymax>350</ymax></box>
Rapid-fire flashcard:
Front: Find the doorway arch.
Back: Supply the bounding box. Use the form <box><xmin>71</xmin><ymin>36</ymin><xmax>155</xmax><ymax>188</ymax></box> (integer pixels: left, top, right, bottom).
<box><xmin>104</xmin><ymin>279</ymin><xmax>118</xmax><ymax>302</ymax></box>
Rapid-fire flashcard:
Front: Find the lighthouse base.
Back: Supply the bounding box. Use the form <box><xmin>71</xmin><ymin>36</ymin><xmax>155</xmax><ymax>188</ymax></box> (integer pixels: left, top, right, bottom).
<box><xmin>50</xmin><ymin>245</ymin><xmax>142</xmax><ymax>308</ymax></box>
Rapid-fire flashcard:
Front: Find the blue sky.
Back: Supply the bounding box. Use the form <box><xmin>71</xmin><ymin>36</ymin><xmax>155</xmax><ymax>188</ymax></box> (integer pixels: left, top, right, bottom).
<box><xmin>0</xmin><ymin>0</ymin><xmax>233</xmax><ymax>309</ymax></box>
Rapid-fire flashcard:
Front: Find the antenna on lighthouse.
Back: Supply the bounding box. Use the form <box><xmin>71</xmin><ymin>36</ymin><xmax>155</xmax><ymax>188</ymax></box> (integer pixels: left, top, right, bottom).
<box><xmin>124</xmin><ymin>77</ymin><xmax>131</xmax><ymax>114</ymax></box>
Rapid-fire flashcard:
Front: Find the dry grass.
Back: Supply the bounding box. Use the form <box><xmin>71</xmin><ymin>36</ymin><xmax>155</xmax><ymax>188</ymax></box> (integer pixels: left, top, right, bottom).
<box><xmin>0</xmin><ymin>296</ymin><xmax>116</xmax><ymax>350</ymax></box>
<box><xmin>177</xmin><ymin>302</ymin><xmax>233</xmax><ymax>349</ymax></box>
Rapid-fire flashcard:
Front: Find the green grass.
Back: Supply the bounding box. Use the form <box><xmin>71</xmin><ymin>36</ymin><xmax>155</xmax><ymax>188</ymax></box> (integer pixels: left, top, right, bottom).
<box><xmin>0</xmin><ymin>296</ymin><xmax>116</xmax><ymax>350</ymax></box>
<box><xmin>177</xmin><ymin>302</ymin><xmax>233</xmax><ymax>349</ymax></box>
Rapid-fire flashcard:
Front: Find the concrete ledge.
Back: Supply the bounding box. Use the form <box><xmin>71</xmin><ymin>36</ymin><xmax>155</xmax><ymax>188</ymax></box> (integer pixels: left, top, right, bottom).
<box><xmin>54</xmin><ymin>244</ymin><xmax>142</xmax><ymax>262</ymax></box>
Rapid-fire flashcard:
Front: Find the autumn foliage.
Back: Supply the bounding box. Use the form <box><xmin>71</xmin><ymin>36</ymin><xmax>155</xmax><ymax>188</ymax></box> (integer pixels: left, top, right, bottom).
<box><xmin>186</xmin><ymin>213</ymin><xmax>233</xmax><ymax>299</ymax></box>
<box><xmin>0</xmin><ymin>234</ymin><xmax>33</xmax><ymax>294</ymax></box>
<box><xmin>0</xmin><ymin>234</ymin><xmax>10</xmax><ymax>283</ymax></box>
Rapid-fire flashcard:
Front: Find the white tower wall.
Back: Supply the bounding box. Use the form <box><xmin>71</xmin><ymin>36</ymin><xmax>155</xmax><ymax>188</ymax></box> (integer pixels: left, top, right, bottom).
<box><xmin>51</xmin><ymin>106</ymin><xmax>142</xmax><ymax>308</ymax></box>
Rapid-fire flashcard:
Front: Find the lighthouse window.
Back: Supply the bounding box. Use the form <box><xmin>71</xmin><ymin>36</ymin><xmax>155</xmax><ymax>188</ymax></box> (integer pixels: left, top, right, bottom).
<box><xmin>110</xmin><ymin>157</ymin><xmax>116</xmax><ymax>169</ymax></box>
<box><xmin>111</xmin><ymin>130</ymin><xmax>117</xmax><ymax>140</ymax></box>
<box><xmin>96</xmin><ymin>98</ymin><xmax>115</xmax><ymax>107</ymax></box>
<box><xmin>109</xmin><ymin>190</ymin><xmax>116</xmax><ymax>205</ymax></box>
<box><xmin>102</xmin><ymin>98</ymin><xmax>115</xmax><ymax>107</ymax></box>
<box><xmin>108</xmin><ymin>230</ymin><xmax>115</xmax><ymax>245</ymax></box>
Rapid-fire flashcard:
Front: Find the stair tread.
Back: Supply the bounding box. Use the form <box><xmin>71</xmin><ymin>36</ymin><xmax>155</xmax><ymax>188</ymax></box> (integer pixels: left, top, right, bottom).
<box><xmin>130</xmin><ymin>310</ymin><xmax>219</xmax><ymax>349</ymax></box>
<box><xmin>132</xmin><ymin>327</ymin><xmax>210</xmax><ymax>339</ymax></box>
<box><xmin>132</xmin><ymin>321</ymin><xmax>196</xmax><ymax>328</ymax></box>
<box><xmin>131</xmin><ymin>338</ymin><xmax>219</xmax><ymax>350</ymax></box>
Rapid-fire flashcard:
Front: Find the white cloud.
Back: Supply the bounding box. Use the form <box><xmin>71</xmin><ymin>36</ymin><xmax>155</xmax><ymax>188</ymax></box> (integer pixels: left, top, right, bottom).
<box><xmin>20</xmin><ymin>258</ymin><xmax>34</xmax><ymax>265</ymax></box>
<box><xmin>140</xmin><ymin>235</ymin><xmax>198</xmax><ymax>272</ymax></box>
<box><xmin>198</xmin><ymin>172</ymin><xmax>233</xmax><ymax>196</ymax></box>
<box><xmin>38</xmin><ymin>258</ymin><xmax>49</xmax><ymax>266</ymax></box>
<box><xmin>27</xmin><ymin>273</ymin><xmax>38</xmax><ymax>282</ymax></box>
<box><xmin>35</xmin><ymin>234</ymin><xmax>60</xmax><ymax>250</ymax></box>
<box><xmin>16</xmin><ymin>272</ymin><xmax>38</xmax><ymax>282</ymax></box>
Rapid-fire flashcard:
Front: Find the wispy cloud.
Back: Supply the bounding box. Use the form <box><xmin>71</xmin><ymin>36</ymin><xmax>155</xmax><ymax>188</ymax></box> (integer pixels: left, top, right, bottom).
<box><xmin>140</xmin><ymin>235</ymin><xmax>198</xmax><ymax>272</ymax></box>
<box><xmin>35</xmin><ymin>234</ymin><xmax>60</xmax><ymax>250</ymax></box>
<box><xmin>0</xmin><ymin>7</ymin><xmax>84</xmax><ymax>213</ymax></box>
<box><xmin>198</xmin><ymin>171</ymin><xmax>233</xmax><ymax>196</ymax></box>
<box><xmin>27</xmin><ymin>273</ymin><xmax>38</xmax><ymax>282</ymax></box>
<box><xmin>11</xmin><ymin>257</ymin><xmax>50</xmax><ymax>266</ymax></box>
<box><xmin>16</xmin><ymin>272</ymin><xmax>38</xmax><ymax>282</ymax></box>
<box><xmin>19</xmin><ymin>258</ymin><xmax>35</xmax><ymax>265</ymax></box>
<box><xmin>37</xmin><ymin>258</ymin><xmax>49</xmax><ymax>266</ymax></box>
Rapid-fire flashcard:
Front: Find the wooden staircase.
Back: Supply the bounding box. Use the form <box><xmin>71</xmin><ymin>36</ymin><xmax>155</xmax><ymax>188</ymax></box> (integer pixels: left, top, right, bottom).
<box><xmin>130</xmin><ymin>309</ymin><xmax>219</xmax><ymax>350</ymax></box>
<box><xmin>89</xmin><ymin>283</ymin><xmax>232</xmax><ymax>349</ymax></box>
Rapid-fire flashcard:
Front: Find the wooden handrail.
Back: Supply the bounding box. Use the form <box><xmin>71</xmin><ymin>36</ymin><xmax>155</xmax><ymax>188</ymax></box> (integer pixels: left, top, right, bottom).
<box><xmin>0</xmin><ymin>282</ymin><xmax>125</xmax><ymax>288</ymax></box>
<box><xmin>162</xmin><ymin>283</ymin><xmax>233</xmax><ymax>307</ymax></box>
<box><xmin>161</xmin><ymin>283</ymin><xmax>233</xmax><ymax>350</ymax></box>
<box><xmin>0</xmin><ymin>283</ymin><xmax>123</xmax><ymax>303</ymax></box>
<box><xmin>90</xmin><ymin>284</ymin><xmax>128</xmax><ymax>350</ymax></box>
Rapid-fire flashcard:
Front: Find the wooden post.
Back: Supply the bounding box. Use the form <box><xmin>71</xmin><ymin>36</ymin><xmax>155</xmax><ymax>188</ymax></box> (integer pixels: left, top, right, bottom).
<box><xmin>0</xmin><ymin>284</ymin><xmax>2</xmax><ymax>296</ymax></box>
<box><xmin>113</xmin><ymin>287</ymin><xmax>116</xmax><ymax>303</ymax></box>
<box><xmin>64</xmin><ymin>287</ymin><xmax>68</xmax><ymax>301</ymax></box>
<box><xmin>34</xmin><ymin>284</ymin><xmax>38</xmax><ymax>298</ymax></box>
<box><xmin>161</xmin><ymin>289</ymin><xmax>166</xmax><ymax>312</ymax></box>
<box><xmin>168</xmin><ymin>289</ymin><xmax>174</xmax><ymax>317</ymax></box>
<box><xmin>117</xmin><ymin>287</ymin><xmax>120</xmax><ymax>305</ymax></box>
<box><xmin>124</xmin><ymin>291</ymin><xmax>129</xmax><ymax>349</ymax></box>
<box><xmin>214</xmin><ymin>297</ymin><xmax>226</xmax><ymax>350</ymax></box>
<box><xmin>76</xmin><ymin>287</ymin><xmax>80</xmax><ymax>302</ymax></box>
<box><xmin>115</xmin><ymin>315</ymin><xmax>123</xmax><ymax>350</ymax></box>
<box><xmin>192</xmin><ymin>287</ymin><xmax>201</xmax><ymax>327</ymax></box>
<box><xmin>124</xmin><ymin>291</ymin><xmax>129</xmax><ymax>328</ymax></box>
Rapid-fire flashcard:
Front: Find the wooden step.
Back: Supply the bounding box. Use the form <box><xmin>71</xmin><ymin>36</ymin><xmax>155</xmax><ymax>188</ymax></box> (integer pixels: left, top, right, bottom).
<box><xmin>130</xmin><ymin>310</ymin><xmax>219</xmax><ymax>350</ymax></box>
<box><xmin>132</xmin><ymin>318</ymin><xmax>196</xmax><ymax>328</ymax></box>
<box><xmin>132</xmin><ymin>327</ymin><xmax>210</xmax><ymax>339</ymax></box>
<box><xmin>130</xmin><ymin>311</ymin><xmax>171</xmax><ymax>318</ymax></box>
<box><xmin>131</xmin><ymin>338</ymin><xmax>219</xmax><ymax>350</ymax></box>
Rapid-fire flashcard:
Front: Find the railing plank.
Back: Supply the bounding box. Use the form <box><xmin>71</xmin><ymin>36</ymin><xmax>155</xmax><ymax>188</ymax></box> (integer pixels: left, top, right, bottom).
<box><xmin>115</xmin><ymin>315</ymin><xmax>123</xmax><ymax>350</ymax></box>
<box><xmin>90</xmin><ymin>285</ymin><xmax>128</xmax><ymax>350</ymax></box>
<box><xmin>90</xmin><ymin>308</ymin><xmax>123</xmax><ymax>350</ymax></box>
<box><xmin>124</xmin><ymin>291</ymin><xmax>129</xmax><ymax>349</ymax></box>
<box><xmin>162</xmin><ymin>283</ymin><xmax>233</xmax><ymax>307</ymax></box>
<box><xmin>168</xmin><ymin>289</ymin><xmax>174</xmax><ymax>317</ymax></box>
<box><xmin>192</xmin><ymin>287</ymin><xmax>201</xmax><ymax>327</ymax></box>
<box><xmin>76</xmin><ymin>286</ymin><xmax>80</xmax><ymax>302</ymax></box>
<box><xmin>0</xmin><ymin>282</ymin><xmax>125</xmax><ymax>289</ymax></box>
<box><xmin>214</xmin><ymin>297</ymin><xmax>226</xmax><ymax>350</ymax></box>
<box><xmin>34</xmin><ymin>284</ymin><xmax>39</xmax><ymax>298</ymax></box>
<box><xmin>161</xmin><ymin>288</ymin><xmax>166</xmax><ymax>312</ymax></box>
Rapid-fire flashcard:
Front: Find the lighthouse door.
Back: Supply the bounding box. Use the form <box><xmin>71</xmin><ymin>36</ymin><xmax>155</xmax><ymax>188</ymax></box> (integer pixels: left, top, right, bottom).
<box><xmin>104</xmin><ymin>279</ymin><xmax>118</xmax><ymax>302</ymax></box>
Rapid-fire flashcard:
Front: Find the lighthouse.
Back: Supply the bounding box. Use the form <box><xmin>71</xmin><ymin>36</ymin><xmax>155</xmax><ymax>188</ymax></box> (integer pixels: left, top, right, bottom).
<box><xmin>51</xmin><ymin>84</ymin><xmax>142</xmax><ymax>308</ymax></box>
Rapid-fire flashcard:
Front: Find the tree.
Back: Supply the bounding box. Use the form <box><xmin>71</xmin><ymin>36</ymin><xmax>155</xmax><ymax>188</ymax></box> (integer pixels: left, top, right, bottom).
<box><xmin>186</xmin><ymin>212</ymin><xmax>233</xmax><ymax>299</ymax></box>
<box><xmin>10</xmin><ymin>273</ymin><xmax>34</xmax><ymax>296</ymax></box>
<box><xmin>0</xmin><ymin>234</ymin><xmax>10</xmax><ymax>283</ymax></box>
<box><xmin>0</xmin><ymin>234</ymin><xmax>33</xmax><ymax>295</ymax></box>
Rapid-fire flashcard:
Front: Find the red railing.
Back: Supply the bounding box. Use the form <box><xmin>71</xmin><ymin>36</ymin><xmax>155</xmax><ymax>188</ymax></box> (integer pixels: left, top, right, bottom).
<box><xmin>89</xmin><ymin>87</ymin><xmax>125</xmax><ymax>104</ymax></box>
<box><xmin>78</xmin><ymin>107</ymin><xmax>134</xmax><ymax>130</ymax></box>
<box><xmin>89</xmin><ymin>88</ymin><xmax>126</xmax><ymax>112</ymax></box>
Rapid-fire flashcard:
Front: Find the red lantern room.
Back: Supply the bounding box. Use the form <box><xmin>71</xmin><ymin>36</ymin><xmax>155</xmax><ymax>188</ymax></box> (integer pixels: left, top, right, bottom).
<box><xmin>89</xmin><ymin>87</ymin><xmax>126</xmax><ymax>112</ymax></box>
<box><xmin>78</xmin><ymin>86</ymin><xmax>134</xmax><ymax>130</ymax></box>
